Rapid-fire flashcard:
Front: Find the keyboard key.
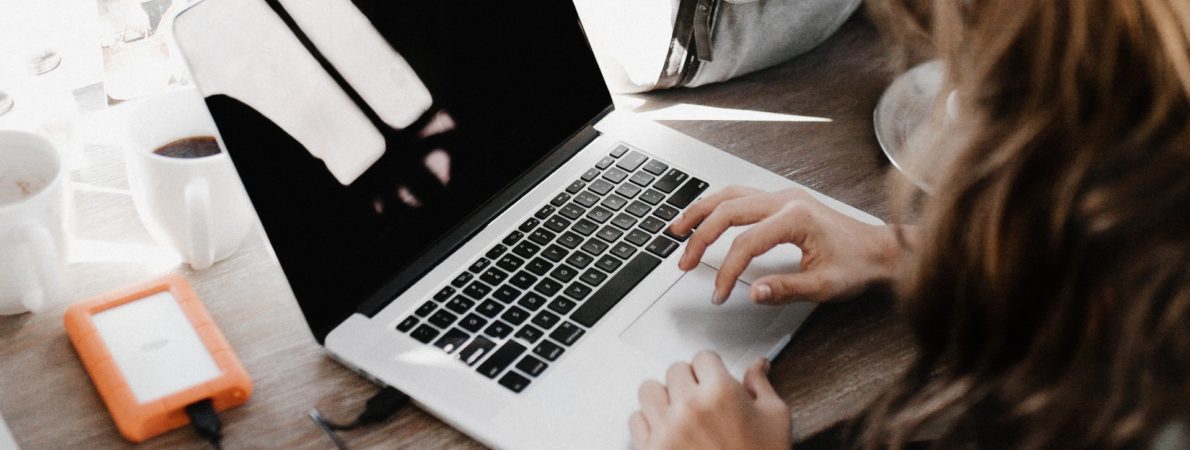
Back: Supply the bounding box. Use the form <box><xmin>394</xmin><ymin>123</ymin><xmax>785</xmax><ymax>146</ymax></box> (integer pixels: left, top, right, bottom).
<box><xmin>544</xmin><ymin>215</ymin><xmax>571</xmax><ymax>233</ymax></box>
<box><xmin>501</xmin><ymin>306</ymin><xmax>530</xmax><ymax>325</ymax></box>
<box><xmin>525</xmin><ymin>258</ymin><xmax>554</xmax><ymax>276</ymax></box>
<box><xmin>550</xmin><ymin>264</ymin><xmax>579</xmax><ymax>282</ymax></box>
<box><xmin>547</xmin><ymin>297</ymin><xmax>577</xmax><ymax>315</ymax></box>
<box><xmin>480</xmin><ymin>267</ymin><xmax>509</xmax><ymax>286</ymax></box>
<box><xmin>612</xmin><ymin>213</ymin><xmax>637</xmax><ymax>230</ymax></box>
<box><xmin>458</xmin><ymin>336</ymin><xmax>496</xmax><ymax>366</ymax></box>
<box><xmin>496</xmin><ymin>254</ymin><xmax>525</xmax><ymax>272</ymax></box>
<box><xmin>463</xmin><ymin>281</ymin><xmax>492</xmax><ymax>300</ymax></box>
<box><xmin>492</xmin><ymin>285</ymin><xmax>521</xmax><ymax>303</ymax></box>
<box><xmin>499</xmin><ymin>371</ymin><xmax>531</xmax><ymax>393</ymax></box>
<box><xmin>550</xmin><ymin>193</ymin><xmax>571</xmax><ymax>207</ymax></box>
<box><xmin>581</xmin><ymin>238</ymin><xmax>609</xmax><ymax>256</ymax></box>
<box><xmin>572</xmin><ymin>218</ymin><xmax>598</xmax><ymax>236</ymax></box>
<box><xmin>477</xmin><ymin>299</ymin><xmax>505</xmax><ymax>318</ymax></box>
<box><xmin>615</xmin><ymin>151</ymin><xmax>648</xmax><ymax>172</ymax></box>
<box><xmin>515</xmin><ymin>324</ymin><xmax>545</xmax><ymax>343</ymax></box>
<box><xmin>528</xmin><ymin>229</ymin><xmax>556</xmax><ymax>246</ymax></box>
<box><xmin>566</xmin><ymin>180</ymin><xmax>586</xmax><ymax>194</ymax></box>
<box><xmin>596</xmin><ymin>255</ymin><xmax>623</xmax><ymax>272</ymax></box>
<box><xmin>477</xmin><ymin>340</ymin><xmax>527</xmax><ymax>378</ymax></box>
<box><xmin>653</xmin><ymin>204</ymin><xmax>680</xmax><ymax>220</ymax></box>
<box><xmin>448</xmin><ymin>295</ymin><xmax>477</xmax><ymax>313</ymax></box>
<box><xmin>502</xmin><ymin>231</ymin><xmax>524</xmax><ymax>246</ymax></box>
<box><xmin>452</xmin><ymin>272</ymin><xmax>474</xmax><ymax>288</ymax></box>
<box><xmin>535</xmin><ymin>278</ymin><xmax>563</xmax><ymax>296</ymax></box>
<box><xmin>587</xmin><ymin>206</ymin><xmax>613</xmax><ymax>223</ymax></box>
<box><xmin>460</xmin><ymin>313</ymin><xmax>489</xmax><ymax>333</ymax></box>
<box><xmin>396</xmin><ymin>316</ymin><xmax>419</xmax><ymax>332</ymax></box>
<box><xmin>580</xmin><ymin>268</ymin><xmax>608</xmax><ymax>286</ymax></box>
<box><xmin>629</xmin><ymin>171</ymin><xmax>656</xmax><ymax>187</ymax></box>
<box><xmin>513</xmin><ymin>241</ymin><xmax>541</xmax><ymax>258</ymax></box>
<box><xmin>581</xmin><ymin>167</ymin><xmax>601</xmax><ymax>181</ymax></box>
<box><xmin>415</xmin><ymin>301</ymin><xmax>437</xmax><ymax>317</ymax></box>
<box><xmin>535</xmin><ymin>205</ymin><xmax>556</xmax><ymax>220</ymax></box>
<box><xmin>642</xmin><ymin>160</ymin><xmax>669</xmax><ymax>176</ymax></box>
<box><xmin>663</xmin><ymin>227</ymin><xmax>691</xmax><ymax>242</ymax></box>
<box><xmin>429</xmin><ymin>310</ymin><xmax>458</xmax><ymax>328</ymax></box>
<box><xmin>517</xmin><ymin>355</ymin><xmax>549</xmax><ymax>377</ymax></box>
<box><xmin>625</xmin><ymin>229</ymin><xmax>652</xmax><ymax>246</ymax></box>
<box><xmin>533</xmin><ymin>340</ymin><xmax>566</xmax><ymax>361</ymax></box>
<box><xmin>519</xmin><ymin>218</ymin><xmax>540</xmax><ymax>233</ymax></box>
<box><xmin>485</xmin><ymin>245</ymin><xmax>507</xmax><ymax>260</ymax></box>
<box><xmin>572</xmin><ymin>254</ymin><xmax>663</xmax><ymax>327</ymax></box>
<box><xmin>411</xmin><ymin>325</ymin><xmax>440</xmax><ymax>344</ymax></box>
<box><xmin>433</xmin><ymin>286</ymin><xmax>456</xmax><ymax>302</ymax></box>
<box><xmin>666</xmin><ymin>178</ymin><xmax>709</xmax><ymax>208</ymax></box>
<box><xmin>611</xmin><ymin>242</ymin><xmax>637</xmax><ymax>259</ymax></box>
<box><xmin>565</xmin><ymin>251</ymin><xmax>594</xmax><ymax>269</ymax></box>
<box><xmin>542</xmin><ymin>244</ymin><xmax>569</xmax><ymax>262</ymax></box>
<box><xmin>615</xmin><ymin>183</ymin><xmax>642</xmax><ymax>199</ymax></box>
<box><xmin>532</xmin><ymin>311</ymin><xmax>561</xmax><ymax>330</ymax></box>
<box><xmin>434</xmin><ymin>328</ymin><xmax>471</xmax><ymax>353</ymax></box>
<box><xmin>468</xmin><ymin>258</ymin><xmax>491</xmax><ymax>274</ymax></box>
<box><xmin>646</xmin><ymin>236</ymin><xmax>680</xmax><ymax>258</ymax></box>
<box><xmin>601</xmin><ymin>194</ymin><xmax>628</xmax><ymax>211</ymax></box>
<box><xmin>560</xmin><ymin>203</ymin><xmax>586</xmax><ymax>220</ymax></box>
<box><xmin>610</xmin><ymin>145</ymin><xmax>629</xmax><ymax>158</ymax></box>
<box><xmin>509</xmin><ymin>271</ymin><xmax>538</xmax><ymax>290</ymax></box>
<box><xmin>589</xmin><ymin>179</ymin><xmax>615</xmax><ymax>195</ymax></box>
<box><xmin>597</xmin><ymin>225</ymin><xmax>624</xmax><ymax>243</ymax></box>
<box><xmin>557</xmin><ymin>231</ymin><xmax>583</xmax><ymax>249</ymax></box>
<box><xmin>484</xmin><ymin>320</ymin><xmax>514</xmax><ymax>339</ymax></box>
<box><xmin>602</xmin><ymin>168</ymin><xmax>629</xmax><ymax>184</ymax></box>
<box><xmin>595</xmin><ymin>156</ymin><xmax>615</xmax><ymax>169</ymax></box>
<box><xmin>653</xmin><ymin>169</ymin><xmax>689</xmax><ymax>193</ymax></box>
<box><xmin>518</xmin><ymin>292</ymin><xmax>548</xmax><ymax>311</ymax></box>
<box><xmin>639</xmin><ymin>216</ymin><xmax>666</xmax><ymax>233</ymax></box>
<box><xmin>640</xmin><ymin>189</ymin><xmax>665</xmax><ymax>205</ymax></box>
<box><xmin>564</xmin><ymin>282</ymin><xmax>594</xmax><ymax>301</ymax></box>
<box><xmin>550</xmin><ymin>322</ymin><xmax>586</xmax><ymax>346</ymax></box>
<box><xmin>625</xmin><ymin>200</ymin><xmax>651</xmax><ymax>218</ymax></box>
<box><xmin>574</xmin><ymin>191</ymin><xmax>600</xmax><ymax>207</ymax></box>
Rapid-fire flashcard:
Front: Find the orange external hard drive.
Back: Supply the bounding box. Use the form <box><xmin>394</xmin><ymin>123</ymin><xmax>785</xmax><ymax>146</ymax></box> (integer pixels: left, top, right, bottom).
<box><xmin>64</xmin><ymin>274</ymin><xmax>251</xmax><ymax>442</ymax></box>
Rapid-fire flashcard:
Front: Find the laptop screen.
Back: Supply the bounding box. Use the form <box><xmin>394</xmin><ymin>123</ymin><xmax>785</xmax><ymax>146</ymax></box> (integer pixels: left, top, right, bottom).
<box><xmin>205</xmin><ymin>1</ymin><xmax>612</xmax><ymax>340</ymax></box>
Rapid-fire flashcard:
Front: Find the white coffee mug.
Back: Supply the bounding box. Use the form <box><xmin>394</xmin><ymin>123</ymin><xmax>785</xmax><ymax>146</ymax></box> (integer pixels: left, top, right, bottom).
<box><xmin>0</xmin><ymin>131</ymin><xmax>68</xmax><ymax>315</ymax></box>
<box><xmin>125</xmin><ymin>88</ymin><xmax>253</xmax><ymax>270</ymax></box>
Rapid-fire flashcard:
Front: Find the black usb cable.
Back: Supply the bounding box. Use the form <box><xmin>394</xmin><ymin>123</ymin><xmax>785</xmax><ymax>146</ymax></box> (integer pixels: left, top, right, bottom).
<box><xmin>308</xmin><ymin>386</ymin><xmax>410</xmax><ymax>449</ymax></box>
<box><xmin>185</xmin><ymin>399</ymin><xmax>223</xmax><ymax>450</ymax></box>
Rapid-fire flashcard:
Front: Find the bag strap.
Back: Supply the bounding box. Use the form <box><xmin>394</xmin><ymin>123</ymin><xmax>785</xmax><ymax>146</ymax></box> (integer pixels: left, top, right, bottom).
<box><xmin>656</xmin><ymin>0</ymin><xmax>718</xmax><ymax>89</ymax></box>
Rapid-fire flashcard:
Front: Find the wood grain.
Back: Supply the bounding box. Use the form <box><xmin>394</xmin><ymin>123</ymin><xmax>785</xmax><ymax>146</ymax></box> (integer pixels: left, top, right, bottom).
<box><xmin>0</xmin><ymin>14</ymin><xmax>913</xmax><ymax>449</ymax></box>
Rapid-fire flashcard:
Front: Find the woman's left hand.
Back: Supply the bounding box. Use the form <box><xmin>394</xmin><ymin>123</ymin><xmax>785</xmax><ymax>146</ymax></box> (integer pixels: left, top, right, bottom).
<box><xmin>629</xmin><ymin>351</ymin><xmax>793</xmax><ymax>450</ymax></box>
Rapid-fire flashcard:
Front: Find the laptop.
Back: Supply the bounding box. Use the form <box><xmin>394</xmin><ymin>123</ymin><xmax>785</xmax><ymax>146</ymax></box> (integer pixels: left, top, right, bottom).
<box><xmin>173</xmin><ymin>0</ymin><xmax>882</xmax><ymax>447</ymax></box>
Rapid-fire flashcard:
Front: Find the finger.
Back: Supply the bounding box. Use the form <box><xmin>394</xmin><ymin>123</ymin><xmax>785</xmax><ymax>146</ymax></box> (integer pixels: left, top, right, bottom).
<box><xmin>679</xmin><ymin>196</ymin><xmax>785</xmax><ymax>271</ymax></box>
<box><xmin>665</xmin><ymin>362</ymin><xmax>698</xmax><ymax>401</ymax></box>
<box><xmin>637</xmin><ymin>380</ymin><xmax>670</xmax><ymax>425</ymax></box>
<box><xmin>669</xmin><ymin>186</ymin><xmax>761</xmax><ymax>236</ymax></box>
<box><xmin>690</xmin><ymin>351</ymin><xmax>731</xmax><ymax>385</ymax></box>
<box><xmin>743</xmin><ymin>358</ymin><xmax>780</xmax><ymax>401</ymax></box>
<box><xmin>713</xmin><ymin>207</ymin><xmax>812</xmax><ymax>303</ymax></box>
<box><xmin>750</xmin><ymin>271</ymin><xmax>832</xmax><ymax>304</ymax></box>
<box><xmin>629</xmin><ymin>411</ymin><xmax>650</xmax><ymax>449</ymax></box>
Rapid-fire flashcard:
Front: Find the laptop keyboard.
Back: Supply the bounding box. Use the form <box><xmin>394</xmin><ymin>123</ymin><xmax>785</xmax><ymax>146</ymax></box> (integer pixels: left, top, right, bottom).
<box><xmin>395</xmin><ymin>145</ymin><xmax>708</xmax><ymax>393</ymax></box>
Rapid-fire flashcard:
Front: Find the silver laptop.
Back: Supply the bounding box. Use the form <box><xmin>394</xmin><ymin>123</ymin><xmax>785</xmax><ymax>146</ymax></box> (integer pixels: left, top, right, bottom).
<box><xmin>174</xmin><ymin>0</ymin><xmax>881</xmax><ymax>448</ymax></box>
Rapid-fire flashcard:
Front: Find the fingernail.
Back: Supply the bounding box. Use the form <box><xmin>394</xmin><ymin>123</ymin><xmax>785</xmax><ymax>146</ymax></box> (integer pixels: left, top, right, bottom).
<box><xmin>711</xmin><ymin>291</ymin><xmax>727</xmax><ymax>305</ymax></box>
<box><xmin>753</xmin><ymin>284</ymin><xmax>772</xmax><ymax>303</ymax></box>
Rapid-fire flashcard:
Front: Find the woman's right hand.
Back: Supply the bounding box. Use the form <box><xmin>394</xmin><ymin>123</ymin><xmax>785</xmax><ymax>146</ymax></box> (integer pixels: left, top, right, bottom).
<box><xmin>669</xmin><ymin>186</ymin><xmax>905</xmax><ymax>305</ymax></box>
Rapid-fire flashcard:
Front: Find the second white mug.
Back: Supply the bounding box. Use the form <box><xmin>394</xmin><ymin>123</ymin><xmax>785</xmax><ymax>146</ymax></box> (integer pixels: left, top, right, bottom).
<box><xmin>125</xmin><ymin>88</ymin><xmax>254</xmax><ymax>270</ymax></box>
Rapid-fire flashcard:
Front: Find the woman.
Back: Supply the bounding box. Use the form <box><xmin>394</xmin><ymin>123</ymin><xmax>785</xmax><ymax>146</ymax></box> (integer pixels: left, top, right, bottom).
<box><xmin>628</xmin><ymin>0</ymin><xmax>1190</xmax><ymax>448</ymax></box>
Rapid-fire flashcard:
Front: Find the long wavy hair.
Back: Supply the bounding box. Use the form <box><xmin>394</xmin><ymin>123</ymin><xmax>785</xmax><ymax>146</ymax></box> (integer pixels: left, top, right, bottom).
<box><xmin>859</xmin><ymin>0</ymin><xmax>1190</xmax><ymax>448</ymax></box>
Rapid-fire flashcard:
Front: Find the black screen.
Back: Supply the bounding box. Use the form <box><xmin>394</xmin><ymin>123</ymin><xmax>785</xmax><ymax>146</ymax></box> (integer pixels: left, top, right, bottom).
<box><xmin>205</xmin><ymin>1</ymin><xmax>612</xmax><ymax>340</ymax></box>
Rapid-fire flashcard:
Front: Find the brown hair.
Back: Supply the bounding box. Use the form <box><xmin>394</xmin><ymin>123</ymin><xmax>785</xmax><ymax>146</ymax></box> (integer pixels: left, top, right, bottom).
<box><xmin>860</xmin><ymin>0</ymin><xmax>1190</xmax><ymax>448</ymax></box>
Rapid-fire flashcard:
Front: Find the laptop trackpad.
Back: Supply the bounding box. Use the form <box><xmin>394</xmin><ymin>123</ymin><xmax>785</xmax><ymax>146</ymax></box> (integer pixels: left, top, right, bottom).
<box><xmin>619</xmin><ymin>263</ymin><xmax>790</xmax><ymax>373</ymax></box>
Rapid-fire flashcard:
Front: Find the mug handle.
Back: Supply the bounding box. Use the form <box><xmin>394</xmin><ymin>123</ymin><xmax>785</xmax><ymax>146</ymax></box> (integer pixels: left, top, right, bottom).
<box><xmin>185</xmin><ymin>178</ymin><xmax>215</xmax><ymax>270</ymax></box>
<box><xmin>16</xmin><ymin>221</ymin><xmax>59</xmax><ymax>313</ymax></box>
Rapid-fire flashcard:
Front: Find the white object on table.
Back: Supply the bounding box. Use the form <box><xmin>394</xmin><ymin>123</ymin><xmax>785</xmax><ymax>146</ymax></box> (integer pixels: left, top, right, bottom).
<box><xmin>0</xmin><ymin>131</ymin><xmax>69</xmax><ymax>315</ymax></box>
<box><xmin>0</xmin><ymin>410</ymin><xmax>17</xmax><ymax>450</ymax></box>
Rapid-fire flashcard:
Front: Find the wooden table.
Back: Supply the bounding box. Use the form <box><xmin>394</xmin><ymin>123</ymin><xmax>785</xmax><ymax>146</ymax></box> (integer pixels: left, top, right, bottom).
<box><xmin>0</xmin><ymin>13</ymin><xmax>915</xmax><ymax>449</ymax></box>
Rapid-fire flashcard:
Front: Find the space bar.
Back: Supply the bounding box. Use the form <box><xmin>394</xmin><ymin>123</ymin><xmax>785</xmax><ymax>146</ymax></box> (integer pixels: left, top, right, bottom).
<box><xmin>571</xmin><ymin>254</ymin><xmax>663</xmax><ymax>328</ymax></box>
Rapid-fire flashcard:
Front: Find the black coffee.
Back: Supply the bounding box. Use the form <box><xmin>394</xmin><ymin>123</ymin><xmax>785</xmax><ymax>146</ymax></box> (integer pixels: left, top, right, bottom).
<box><xmin>153</xmin><ymin>136</ymin><xmax>221</xmax><ymax>159</ymax></box>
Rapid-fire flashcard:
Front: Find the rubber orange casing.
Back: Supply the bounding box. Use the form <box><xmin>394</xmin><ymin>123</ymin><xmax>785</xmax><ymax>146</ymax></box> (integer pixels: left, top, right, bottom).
<box><xmin>63</xmin><ymin>274</ymin><xmax>252</xmax><ymax>443</ymax></box>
